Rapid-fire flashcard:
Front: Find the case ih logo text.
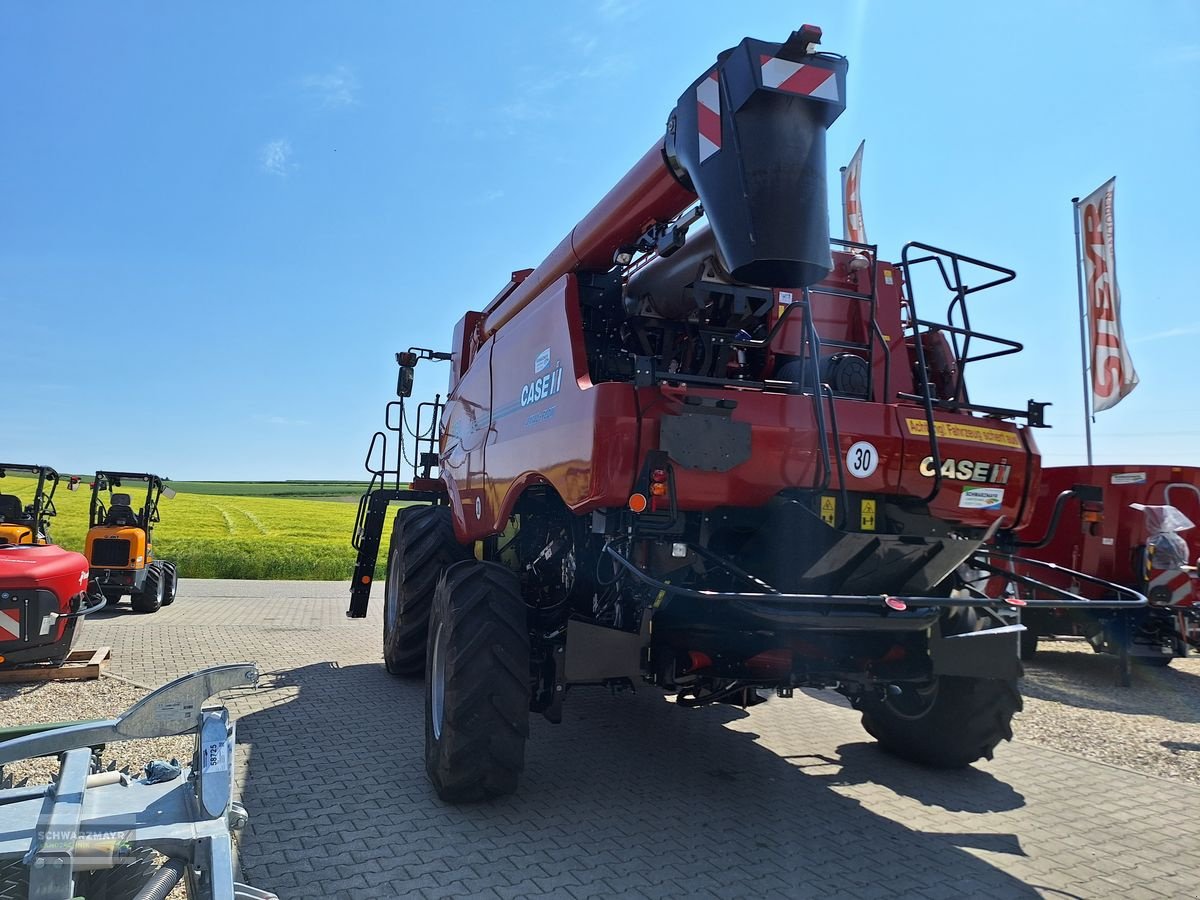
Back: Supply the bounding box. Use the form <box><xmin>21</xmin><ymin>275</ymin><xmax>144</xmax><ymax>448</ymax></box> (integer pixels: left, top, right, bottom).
<box><xmin>520</xmin><ymin>366</ymin><xmax>564</xmax><ymax>408</ymax></box>
<box><xmin>919</xmin><ymin>457</ymin><xmax>1011</xmax><ymax>485</ymax></box>
<box><xmin>1083</xmin><ymin>199</ymin><xmax>1123</xmax><ymax>402</ymax></box>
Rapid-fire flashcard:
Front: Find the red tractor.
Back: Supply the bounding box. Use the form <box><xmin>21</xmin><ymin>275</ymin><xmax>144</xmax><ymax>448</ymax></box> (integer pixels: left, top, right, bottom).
<box><xmin>1004</xmin><ymin>464</ymin><xmax>1200</xmax><ymax>683</ymax></box>
<box><xmin>350</xmin><ymin>25</ymin><xmax>1142</xmax><ymax>800</ymax></box>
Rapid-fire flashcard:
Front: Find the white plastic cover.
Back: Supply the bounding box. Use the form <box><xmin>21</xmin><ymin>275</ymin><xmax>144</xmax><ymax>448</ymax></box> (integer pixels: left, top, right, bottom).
<box><xmin>1131</xmin><ymin>503</ymin><xmax>1194</xmax><ymax>570</ymax></box>
<box><xmin>1129</xmin><ymin>503</ymin><xmax>1194</xmax><ymax>534</ymax></box>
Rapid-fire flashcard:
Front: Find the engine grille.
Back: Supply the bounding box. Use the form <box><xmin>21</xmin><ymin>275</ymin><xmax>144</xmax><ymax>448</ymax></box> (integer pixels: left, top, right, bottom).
<box><xmin>92</xmin><ymin>538</ymin><xmax>131</xmax><ymax>567</ymax></box>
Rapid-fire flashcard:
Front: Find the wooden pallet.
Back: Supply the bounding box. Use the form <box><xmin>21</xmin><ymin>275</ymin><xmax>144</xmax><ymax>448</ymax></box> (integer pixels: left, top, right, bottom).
<box><xmin>0</xmin><ymin>647</ymin><xmax>112</xmax><ymax>684</ymax></box>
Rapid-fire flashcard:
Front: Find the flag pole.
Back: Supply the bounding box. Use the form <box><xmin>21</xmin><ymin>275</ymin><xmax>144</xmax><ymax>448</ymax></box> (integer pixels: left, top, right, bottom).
<box><xmin>839</xmin><ymin>165</ymin><xmax>849</xmax><ymax>240</ymax></box>
<box><xmin>1072</xmin><ymin>196</ymin><xmax>1095</xmax><ymax>465</ymax></box>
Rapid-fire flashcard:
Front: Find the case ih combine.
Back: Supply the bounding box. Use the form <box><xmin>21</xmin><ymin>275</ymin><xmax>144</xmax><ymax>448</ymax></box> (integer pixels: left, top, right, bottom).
<box><xmin>350</xmin><ymin>25</ymin><xmax>1143</xmax><ymax>800</ymax></box>
<box><xmin>1009</xmin><ymin>464</ymin><xmax>1200</xmax><ymax>682</ymax></box>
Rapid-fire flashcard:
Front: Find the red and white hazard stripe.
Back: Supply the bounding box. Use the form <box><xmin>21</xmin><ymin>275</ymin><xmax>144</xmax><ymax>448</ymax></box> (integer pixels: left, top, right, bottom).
<box><xmin>0</xmin><ymin>608</ymin><xmax>19</xmax><ymax>639</ymax></box>
<box><xmin>696</xmin><ymin>71</ymin><xmax>721</xmax><ymax>163</ymax></box>
<box><xmin>1148</xmin><ymin>568</ymin><xmax>1195</xmax><ymax>606</ymax></box>
<box><xmin>759</xmin><ymin>55</ymin><xmax>839</xmax><ymax>101</ymax></box>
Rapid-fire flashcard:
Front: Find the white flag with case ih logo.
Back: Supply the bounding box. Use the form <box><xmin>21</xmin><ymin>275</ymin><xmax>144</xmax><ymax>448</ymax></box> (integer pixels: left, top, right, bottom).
<box><xmin>842</xmin><ymin>140</ymin><xmax>866</xmax><ymax>244</ymax></box>
<box><xmin>1081</xmin><ymin>177</ymin><xmax>1138</xmax><ymax>411</ymax></box>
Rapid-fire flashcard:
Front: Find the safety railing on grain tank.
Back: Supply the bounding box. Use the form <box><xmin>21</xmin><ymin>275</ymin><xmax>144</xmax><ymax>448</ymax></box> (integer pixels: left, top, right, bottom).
<box><xmin>897</xmin><ymin>242</ymin><xmax>1049</xmax><ymax>503</ymax></box>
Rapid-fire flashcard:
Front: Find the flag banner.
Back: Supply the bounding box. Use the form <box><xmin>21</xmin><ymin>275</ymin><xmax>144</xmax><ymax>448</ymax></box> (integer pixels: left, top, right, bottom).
<box><xmin>1080</xmin><ymin>177</ymin><xmax>1138</xmax><ymax>412</ymax></box>
<box><xmin>842</xmin><ymin>140</ymin><xmax>866</xmax><ymax>244</ymax></box>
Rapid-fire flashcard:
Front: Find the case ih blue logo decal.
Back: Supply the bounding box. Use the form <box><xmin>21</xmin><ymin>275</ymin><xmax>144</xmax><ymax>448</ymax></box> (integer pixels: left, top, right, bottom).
<box><xmin>521</xmin><ymin>366</ymin><xmax>563</xmax><ymax>408</ymax></box>
<box><xmin>535</xmin><ymin>348</ymin><xmax>551</xmax><ymax>374</ymax></box>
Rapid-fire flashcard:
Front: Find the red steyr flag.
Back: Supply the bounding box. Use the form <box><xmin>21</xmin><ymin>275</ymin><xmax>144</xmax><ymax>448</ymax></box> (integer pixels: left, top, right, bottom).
<box><xmin>1080</xmin><ymin>177</ymin><xmax>1138</xmax><ymax>412</ymax></box>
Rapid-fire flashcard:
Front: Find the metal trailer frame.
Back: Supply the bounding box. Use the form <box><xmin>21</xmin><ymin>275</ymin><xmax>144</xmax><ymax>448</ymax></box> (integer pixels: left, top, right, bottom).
<box><xmin>1007</xmin><ymin>474</ymin><xmax>1200</xmax><ymax>684</ymax></box>
<box><xmin>0</xmin><ymin>664</ymin><xmax>275</xmax><ymax>900</ymax></box>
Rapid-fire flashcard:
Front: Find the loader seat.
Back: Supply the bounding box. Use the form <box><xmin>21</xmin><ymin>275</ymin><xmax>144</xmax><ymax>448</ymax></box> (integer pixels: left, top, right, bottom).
<box><xmin>0</xmin><ymin>494</ymin><xmax>27</xmax><ymax>523</ymax></box>
<box><xmin>105</xmin><ymin>493</ymin><xmax>140</xmax><ymax>527</ymax></box>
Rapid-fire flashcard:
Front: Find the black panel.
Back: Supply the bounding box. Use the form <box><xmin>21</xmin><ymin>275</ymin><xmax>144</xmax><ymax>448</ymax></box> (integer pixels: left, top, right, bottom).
<box><xmin>660</xmin><ymin>413</ymin><xmax>752</xmax><ymax>472</ymax></box>
<box><xmin>92</xmin><ymin>538</ymin><xmax>131</xmax><ymax>567</ymax></box>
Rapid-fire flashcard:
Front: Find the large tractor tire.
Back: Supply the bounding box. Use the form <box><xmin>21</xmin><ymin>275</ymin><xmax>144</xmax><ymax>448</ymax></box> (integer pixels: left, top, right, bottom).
<box><xmin>160</xmin><ymin>561</ymin><xmax>178</xmax><ymax>606</ymax></box>
<box><xmin>383</xmin><ymin>505</ymin><xmax>470</xmax><ymax>677</ymax></box>
<box><xmin>131</xmin><ymin>565</ymin><xmax>164</xmax><ymax>614</ymax></box>
<box><xmin>425</xmin><ymin>560</ymin><xmax>530</xmax><ymax>802</ymax></box>
<box><xmin>857</xmin><ymin>609</ymin><xmax>1022</xmax><ymax>768</ymax></box>
<box><xmin>857</xmin><ymin>674</ymin><xmax>1022</xmax><ymax>768</ymax></box>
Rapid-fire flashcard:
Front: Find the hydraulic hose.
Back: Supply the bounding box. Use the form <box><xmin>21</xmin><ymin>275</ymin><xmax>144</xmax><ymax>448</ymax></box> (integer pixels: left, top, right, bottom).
<box><xmin>131</xmin><ymin>857</ymin><xmax>187</xmax><ymax>900</ymax></box>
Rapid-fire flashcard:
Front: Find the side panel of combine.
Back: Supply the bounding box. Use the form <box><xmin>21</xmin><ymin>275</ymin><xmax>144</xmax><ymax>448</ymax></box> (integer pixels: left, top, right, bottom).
<box><xmin>440</xmin><ymin>340</ymin><xmax>495</xmax><ymax>540</ymax></box>
<box><xmin>459</xmin><ymin>275</ymin><xmax>641</xmax><ymax>540</ymax></box>
<box><xmin>894</xmin><ymin>409</ymin><xmax>1041</xmax><ymax>530</ymax></box>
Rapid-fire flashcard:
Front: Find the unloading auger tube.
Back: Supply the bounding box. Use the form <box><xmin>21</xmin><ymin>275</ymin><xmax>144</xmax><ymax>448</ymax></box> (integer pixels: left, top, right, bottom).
<box><xmin>479</xmin><ymin>24</ymin><xmax>849</xmax><ymax>340</ymax></box>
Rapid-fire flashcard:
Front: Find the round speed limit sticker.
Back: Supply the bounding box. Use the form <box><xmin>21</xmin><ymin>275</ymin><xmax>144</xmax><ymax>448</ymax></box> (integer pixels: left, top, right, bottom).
<box><xmin>845</xmin><ymin>441</ymin><xmax>879</xmax><ymax>479</ymax></box>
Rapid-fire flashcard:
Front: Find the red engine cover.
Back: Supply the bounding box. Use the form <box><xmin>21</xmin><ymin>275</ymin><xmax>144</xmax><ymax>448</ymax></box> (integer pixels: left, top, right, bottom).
<box><xmin>0</xmin><ymin>545</ymin><xmax>90</xmax><ymax>601</ymax></box>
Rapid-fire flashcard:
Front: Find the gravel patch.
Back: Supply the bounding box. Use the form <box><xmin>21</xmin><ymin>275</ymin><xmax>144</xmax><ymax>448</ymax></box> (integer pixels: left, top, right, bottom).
<box><xmin>1016</xmin><ymin>639</ymin><xmax>1200</xmax><ymax>785</ymax></box>
<box><xmin>0</xmin><ymin>676</ymin><xmax>192</xmax><ymax>787</ymax></box>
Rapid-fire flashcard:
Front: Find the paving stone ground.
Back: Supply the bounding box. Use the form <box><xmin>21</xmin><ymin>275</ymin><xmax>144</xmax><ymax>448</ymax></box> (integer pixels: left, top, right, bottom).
<box><xmin>77</xmin><ymin>580</ymin><xmax>1200</xmax><ymax>899</ymax></box>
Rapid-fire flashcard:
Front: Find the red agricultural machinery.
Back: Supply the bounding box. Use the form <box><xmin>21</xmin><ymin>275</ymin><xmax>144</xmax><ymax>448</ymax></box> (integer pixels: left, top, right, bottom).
<box><xmin>0</xmin><ymin>545</ymin><xmax>105</xmax><ymax>668</ymax></box>
<box><xmin>350</xmin><ymin>24</ymin><xmax>1144</xmax><ymax>800</ymax></box>
<box><xmin>1004</xmin><ymin>464</ymin><xmax>1200</xmax><ymax>683</ymax></box>
<box><xmin>0</xmin><ymin>465</ymin><xmax>104</xmax><ymax>668</ymax></box>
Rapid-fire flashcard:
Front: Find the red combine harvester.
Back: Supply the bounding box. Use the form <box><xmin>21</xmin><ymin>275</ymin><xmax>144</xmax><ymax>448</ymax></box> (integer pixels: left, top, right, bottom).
<box><xmin>1008</xmin><ymin>464</ymin><xmax>1200</xmax><ymax>682</ymax></box>
<box><xmin>350</xmin><ymin>24</ymin><xmax>1143</xmax><ymax>800</ymax></box>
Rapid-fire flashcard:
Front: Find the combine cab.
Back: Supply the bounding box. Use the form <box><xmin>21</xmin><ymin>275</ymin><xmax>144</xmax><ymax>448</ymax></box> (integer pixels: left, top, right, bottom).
<box><xmin>350</xmin><ymin>24</ymin><xmax>1143</xmax><ymax>800</ymax></box>
<box><xmin>85</xmin><ymin>471</ymin><xmax>177</xmax><ymax>614</ymax></box>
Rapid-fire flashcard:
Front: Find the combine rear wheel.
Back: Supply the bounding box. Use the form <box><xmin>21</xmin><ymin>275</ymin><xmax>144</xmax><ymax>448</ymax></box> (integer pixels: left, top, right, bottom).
<box><xmin>857</xmin><ymin>675</ymin><xmax>1022</xmax><ymax>768</ymax></box>
<box><xmin>425</xmin><ymin>560</ymin><xmax>529</xmax><ymax>802</ymax></box>
<box><xmin>383</xmin><ymin>505</ymin><xmax>470</xmax><ymax>677</ymax></box>
<box><xmin>858</xmin><ymin>610</ymin><xmax>1022</xmax><ymax>767</ymax></box>
<box><xmin>131</xmin><ymin>565</ymin><xmax>164</xmax><ymax>614</ymax></box>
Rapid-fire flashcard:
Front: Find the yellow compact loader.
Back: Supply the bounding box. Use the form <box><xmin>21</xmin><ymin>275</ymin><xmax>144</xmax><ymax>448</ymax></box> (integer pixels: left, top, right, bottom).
<box><xmin>0</xmin><ymin>464</ymin><xmax>78</xmax><ymax>546</ymax></box>
<box><xmin>85</xmin><ymin>471</ymin><xmax>177</xmax><ymax>613</ymax></box>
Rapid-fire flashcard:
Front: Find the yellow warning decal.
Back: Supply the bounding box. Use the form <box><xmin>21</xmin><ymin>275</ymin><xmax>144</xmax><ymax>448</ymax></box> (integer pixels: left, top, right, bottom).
<box><xmin>904</xmin><ymin>418</ymin><xmax>1021</xmax><ymax>449</ymax></box>
<box><xmin>820</xmin><ymin>496</ymin><xmax>836</xmax><ymax>526</ymax></box>
<box><xmin>860</xmin><ymin>499</ymin><xmax>877</xmax><ymax>531</ymax></box>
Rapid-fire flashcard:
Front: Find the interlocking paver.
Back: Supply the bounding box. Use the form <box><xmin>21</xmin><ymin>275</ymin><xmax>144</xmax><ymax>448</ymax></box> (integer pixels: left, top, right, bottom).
<box><xmin>76</xmin><ymin>579</ymin><xmax>1200</xmax><ymax>899</ymax></box>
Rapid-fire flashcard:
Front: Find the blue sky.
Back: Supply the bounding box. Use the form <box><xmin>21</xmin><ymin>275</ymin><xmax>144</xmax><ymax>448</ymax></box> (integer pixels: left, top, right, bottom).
<box><xmin>3</xmin><ymin>1</ymin><xmax>1197</xmax><ymax>479</ymax></box>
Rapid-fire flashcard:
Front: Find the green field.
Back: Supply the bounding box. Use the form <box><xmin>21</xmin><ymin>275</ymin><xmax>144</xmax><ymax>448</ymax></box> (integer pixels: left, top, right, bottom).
<box><xmin>1</xmin><ymin>477</ymin><xmax>400</xmax><ymax>581</ymax></box>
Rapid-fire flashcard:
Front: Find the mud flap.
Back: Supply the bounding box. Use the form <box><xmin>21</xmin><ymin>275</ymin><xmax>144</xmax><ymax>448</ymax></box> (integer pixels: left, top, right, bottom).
<box><xmin>930</xmin><ymin>623</ymin><xmax>1023</xmax><ymax>680</ymax></box>
<box><xmin>563</xmin><ymin>614</ymin><xmax>650</xmax><ymax>684</ymax></box>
